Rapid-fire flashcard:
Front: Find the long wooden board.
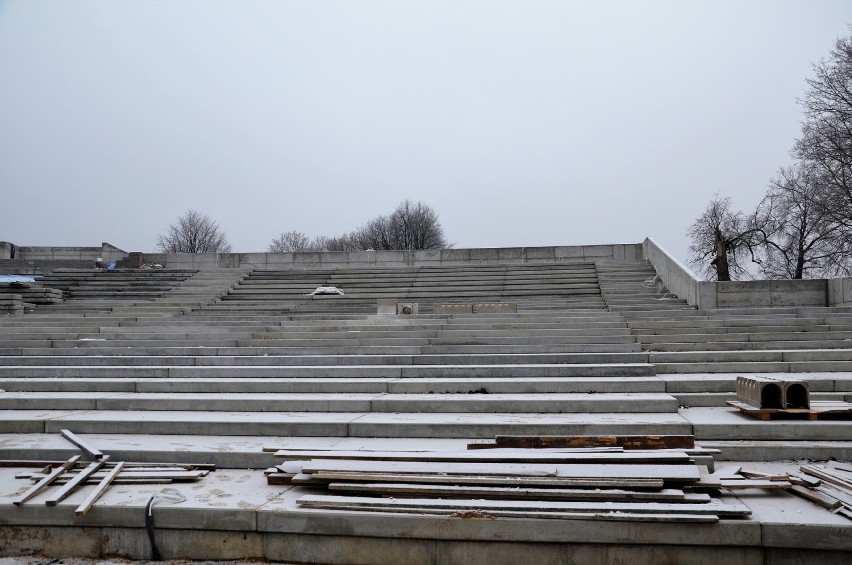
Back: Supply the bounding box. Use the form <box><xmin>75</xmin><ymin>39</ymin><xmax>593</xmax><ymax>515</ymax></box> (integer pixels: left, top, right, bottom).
<box><xmin>21</xmin><ymin>469</ymin><xmax>207</xmax><ymax>482</ymax></box>
<box><xmin>60</xmin><ymin>429</ymin><xmax>104</xmax><ymax>459</ymax></box>
<box><xmin>491</xmin><ymin>435</ymin><xmax>695</xmax><ymax>450</ymax></box>
<box><xmin>46</xmin><ymin>456</ymin><xmax>109</xmax><ymax>506</ymax></box>
<box><xmin>295</xmin><ymin>472</ymin><xmax>666</xmax><ymax>489</ymax></box>
<box><xmin>75</xmin><ymin>461</ymin><xmax>125</xmax><ymax>517</ymax></box>
<box><xmin>297</xmin><ymin>494</ymin><xmax>751</xmax><ymax>517</ymax></box>
<box><xmin>300</xmin><ymin>460</ymin><xmax>557</xmax><ymax>477</ymax></box>
<box><xmin>273</xmin><ymin>449</ymin><xmax>691</xmax><ymax>464</ymax></box>
<box><xmin>299</xmin><ymin>460</ymin><xmax>699</xmax><ymax>481</ymax></box>
<box><xmin>12</xmin><ymin>455</ymin><xmax>81</xmax><ymax>506</ymax></box>
<box><xmin>298</xmin><ymin>502</ymin><xmax>719</xmax><ymax>523</ymax></box>
<box><xmin>325</xmin><ymin>482</ymin><xmax>691</xmax><ymax>502</ymax></box>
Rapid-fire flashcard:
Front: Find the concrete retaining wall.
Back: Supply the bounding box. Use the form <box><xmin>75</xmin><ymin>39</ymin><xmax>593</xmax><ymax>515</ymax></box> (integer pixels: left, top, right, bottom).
<box><xmin>0</xmin><ymin>242</ymin><xmax>13</xmax><ymax>260</ymax></box>
<box><xmin>5</xmin><ymin>243</ymin><xmax>126</xmax><ymax>263</ymax></box>
<box><xmin>828</xmin><ymin>278</ymin><xmax>852</xmax><ymax>307</ymax></box>
<box><xmin>715</xmin><ymin>280</ymin><xmax>828</xmax><ymax>308</ymax></box>
<box><xmin>142</xmin><ymin>244</ymin><xmax>644</xmax><ymax>270</ymax></box>
<box><xmin>641</xmin><ymin>237</ymin><xmax>708</xmax><ymax>307</ymax></box>
<box><xmin>641</xmin><ymin>238</ymin><xmax>839</xmax><ymax>309</ymax></box>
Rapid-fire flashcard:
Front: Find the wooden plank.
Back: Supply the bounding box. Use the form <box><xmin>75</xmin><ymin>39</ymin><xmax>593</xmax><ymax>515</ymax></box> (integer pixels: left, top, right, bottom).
<box><xmin>815</xmin><ymin>485</ymin><xmax>852</xmax><ymax>507</ymax></box>
<box><xmin>492</xmin><ymin>435</ymin><xmax>695</xmax><ymax>450</ymax></box>
<box><xmin>297</xmin><ymin>501</ymin><xmax>719</xmax><ymax>523</ymax></box>
<box><xmin>801</xmin><ymin>465</ymin><xmax>852</xmax><ymax>492</ymax></box>
<box><xmin>60</xmin><ymin>429</ymin><xmax>104</xmax><ymax>459</ymax></box>
<box><xmin>300</xmin><ymin>460</ymin><xmax>557</xmax><ymax>477</ymax></box>
<box><xmin>828</xmin><ymin>461</ymin><xmax>852</xmax><ymax>475</ymax></box>
<box><xmin>75</xmin><ymin>461</ymin><xmax>124</xmax><ymax>517</ymax></box>
<box><xmin>296</xmin><ymin>494</ymin><xmax>751</xmax><ymax>517</ymax></box>
<box><xmin>788</xmin><ymin>474</ymin><xmax>821</xmax><ymax>488</ymax></box>
<box><xmin>12</xmin><ymin>455</ymin><xmax>81</xmax><ymax>506</ymax></box>
<box><xmin>296</xmin><ymin>471</ymin><xmax>665</xmax><ymax>489</ymax></box>
<box><xmin>22</xmin><ymin>469</ymin><xmax>206</xmax><ymax>482</ymax></box>
<box><xmin>789</xmin><ymin>485</ymin><xmax>843</xmax><ymax>510</ymax></box>
<box><xmin>739</xmin><ymin>469</ymin><xmax>789</xmax><ymax>481</ymax></box>
<box><xmin>267</xmin><ymin>474</ymin><xmax>295</xmax><ymax>486</ymax></box>
<box><xmin>693</xmin><ymin>479</ymin><xmax>792</xmax><ymax>490</ymax></box>
<box><xmin>273</xmin><ymin>449</ymin><xmax>690</xmax><ymax>464</ymax></box>
<box><xmin>46</xmin><ymin>456</ymin><xmax>109</xmax><ymax>506</ymax></box>
<box><xmin>299</xmin><ymin>460</ymin><xmax>699</xmax><ymax>481</ymax></box>
<box><xmin>325</xmin><ymin>482</ymin><xmax>689</xmax><ymax>502</ymax></box>
<box><xmin>0</xmin><ymin>460</ymin><xmax>69</xmax><ymax>468</ymax></box>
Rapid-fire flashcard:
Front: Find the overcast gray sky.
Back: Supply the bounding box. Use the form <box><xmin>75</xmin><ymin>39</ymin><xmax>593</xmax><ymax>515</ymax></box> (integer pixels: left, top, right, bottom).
<box><xmin>1</xmin><ymin>1</ymin><xmax>849</xmax><ymax>264</ymax></box>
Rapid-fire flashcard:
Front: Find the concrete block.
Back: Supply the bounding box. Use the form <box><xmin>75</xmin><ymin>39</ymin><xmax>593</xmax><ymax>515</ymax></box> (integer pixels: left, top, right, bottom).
<box><xmin>441</xmin><ymin>249</ymin><xmax>471</xmax><ymax>263</ymax></box>
<box><xmin>469</xmin><ymin>248</ymin><xmax>500</xmax><ymax>262</ymax></box>
<box><xmin>828</xmin><ymin>278</ymin><xmax>852</xmax><ymax>307</ymax></box>
<box><xmin>498</xmin><ymin>247</ymin><xmax>527</xmax><ymax>260</ymax></box>
<box><xmin>579</xmin><ymin>245</ymin><xmax>615</xmax><ymax>258</ymax></box>
<box><xmin>293</xmin><ymin>252</ymin><xmax>322</xmax><ymax>265</ymax></box>
<box><xmin>321</xmin><ymin>252</ymin><xmax>351</xmax><ymax>266</ymax></box>
<box><xmin>376</xmin><ymin>251</ymin><xmax>405</xmax><ymax>264</ymax></box>
<box><xmin>377</xmin><ymin>299</ymin><xmax>397</xmax><ymax>315</ymax></box>
<box><xmin>412</xmin><ymin>249</ymin><xmax>442</xmax><ymax>265</ymax></box>
<box><xmin>434</xmin><ymin>304</ymin><xmax>473</xmax><ymax>314</ymax></box>
<box><xmin>736</xmin><ymin>376</ymin><xmax>809</xmax><ymax>409</ymax></box>
<box><xmin>239</xmin><ymin>253</ymin><xmax>269</xmax><ymax>268</ymax></box>
<box><xmin>348</xmin><ymin>251</ymin><xmax>376</xmax><ymax>265</ymax></box>
<box><xmin>473</xmin><ymin>303</ymin><xmax>518</xmax><ymax>313</ymax></box>
<box><xmin>525</xmin><ymin>247</ymin><xmax>556</xmax><ymax>260</ymax></box>
<box><xmin>397</xmin><ymin>302</ymin><xmax>418</xmax><ymax>315</ymax></box>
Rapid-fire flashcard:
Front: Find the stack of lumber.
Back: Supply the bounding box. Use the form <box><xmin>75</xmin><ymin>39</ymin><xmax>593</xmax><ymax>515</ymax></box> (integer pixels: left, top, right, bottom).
<box><xmin>788</xmin><ymin>462</ymin><xmax>852</xmax><ymax>520</ymax></box>
<box><xmin>0</xmin><ymin>283</ymin><xmax>64</xmax><ymax>304</ymax></box>
<box><xmin>8</xmin><ymin>429</ymin><xmax>211</xmax><ymax>517</ymax></box>
<box><xmin>265</xmin><ymin>443</ymin><xmax>752</xmax><ymax>523</ymax></box>
<box><xmin>0</xmin><ymin>293</ymin><xmax>23</xmax><ymax>314</ymax></box>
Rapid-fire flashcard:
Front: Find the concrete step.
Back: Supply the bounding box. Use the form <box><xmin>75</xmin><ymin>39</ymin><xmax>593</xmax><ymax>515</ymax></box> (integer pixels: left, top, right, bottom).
<box><xmin>0</xmin><ymin>409</ymin><xmax>691</xmax><ymax>438</ymax></box>
<box><xmin>0</xmin><ymin>391</ymin><xmax>679</xmax><ymax>413</ymax></box>
<box><xmin>0</xmin><ymin>363</ymin><xmax>657</xmax><ymax>378</ymax></box>
<box><xmin>0</xmin><ymin>376</ymin><xmax>667</xmax><ymax>394</ymax></box>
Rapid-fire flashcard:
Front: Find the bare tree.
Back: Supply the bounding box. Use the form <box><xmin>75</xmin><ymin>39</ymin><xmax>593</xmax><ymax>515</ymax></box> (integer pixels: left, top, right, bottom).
<box><xmin>752</xmin><ymin>164</ymin><xmax>850</xmax><ymax>278</ymax></box>
<box><xmin>268</xmin><ymin>231</ymin><xmax>311</xmax><ymax>253</ymax></box>
<box><xmin>156</xmin><ymin>209</ymin><xmax>231</xmax><ymax>253</ymax></box>
<box><xmin>387</xmin><ymin>199</ymin><xmax>449</xmax><ymax>250</ymax></box>
<box><xmin>794</xmin><ymin>33</ymin><xmax>852</xmax><ymax>238</ymax></box>
<box><xmin>687</xmin><ymin>196</ymin><xmax>762</xmax><ymax>281</ymax></box>
<box><xmin>294</xmin><ymin>200</ymin><xmax>451</xmax><ymax>252</ymax></box>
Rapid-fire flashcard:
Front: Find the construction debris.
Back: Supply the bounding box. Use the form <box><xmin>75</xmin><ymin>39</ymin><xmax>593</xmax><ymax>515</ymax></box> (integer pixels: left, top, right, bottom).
<box><xmin>265</xmin><ymin>441</ymin><xmax>752</xmax><ymax>523</ymax></box>
<box><xmin>8</xmin><ymin>430</ymin><xmax>211</xmax><ymax>517</ymax></box>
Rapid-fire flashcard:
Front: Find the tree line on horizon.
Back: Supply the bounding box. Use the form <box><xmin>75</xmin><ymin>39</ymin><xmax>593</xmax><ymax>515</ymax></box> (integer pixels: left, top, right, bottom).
<box><xmin>155</xmin><ymin>200</ymin><xmax>451</xmax><ymax>254</ymax></box>
<box><xmin>688</xmin><ymin>31</ymin><xmax>852</xmax><ymax>281</ymax></box>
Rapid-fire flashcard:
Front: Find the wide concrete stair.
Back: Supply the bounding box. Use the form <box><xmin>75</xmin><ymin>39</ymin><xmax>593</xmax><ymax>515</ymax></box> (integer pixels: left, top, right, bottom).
<box><xmin>0</xmin><ymin>260</ymin><xmax>851</xmax><ymax>463</ymax></box>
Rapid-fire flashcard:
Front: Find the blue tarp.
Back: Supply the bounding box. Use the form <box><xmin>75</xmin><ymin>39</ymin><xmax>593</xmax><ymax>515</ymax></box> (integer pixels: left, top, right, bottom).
<box><xmin>0</xmin><ymin>275</ymin><xmax>36</xmax><ymax>283</ymax></box>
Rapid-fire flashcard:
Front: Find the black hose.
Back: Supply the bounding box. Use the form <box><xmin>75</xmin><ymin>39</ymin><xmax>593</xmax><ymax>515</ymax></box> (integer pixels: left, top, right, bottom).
<box><xmin>145</xmin><ymin>496</ymin><xmax>161</xmax><ymax>560</ymax></box>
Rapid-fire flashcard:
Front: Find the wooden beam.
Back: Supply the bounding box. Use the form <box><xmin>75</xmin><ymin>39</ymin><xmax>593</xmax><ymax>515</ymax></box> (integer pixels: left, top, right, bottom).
<box><xmin>788</xmin><ymin>485</ymin><xmax>843</xmax><ymax>510</ymax></box>
<box><xmin>326</xmin><ymin>482</ymin><xmax>690</xmax><ymax>502</ymax></box>
<box><xmin>297</xmin><ymin>502</ymin><xmax>720</xmax><ymax>523</ymax></box>
<box><xmin>75</xmin><ymin>461</ymin><xmax>125</xmax><ymax>517</ymax></box>
<box><xmin>46</xmin><ymin>456</ymin><xmax>109</xmax><ymax>506</ymax></box>
<box><xmin>12</xmin><ymin>455</ymin><xmax>80</xmax><ymax>506</ymax></box>
<box><xmin>492</xmin><ymin>435</ymin><xmax>695</xmax><ymax>450</ymax></box>
<box><xmin>273</xmin><ymin>449</ymin><xmax>690</xmax><ymax>464</ymax></box>
<box><xmin>296</xmin><ymin>494</ymin><xmax>751</xmax><ymax>517</ymax></box>
<box><xmin>295</xmin><ymin>471</ymin><xmax>666</xmax><ymax>489</ymax></box>
<box><xmin>60</xmin><ymin>429</ymin><xmax>104</xmax><ymax>460</ymax></box>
